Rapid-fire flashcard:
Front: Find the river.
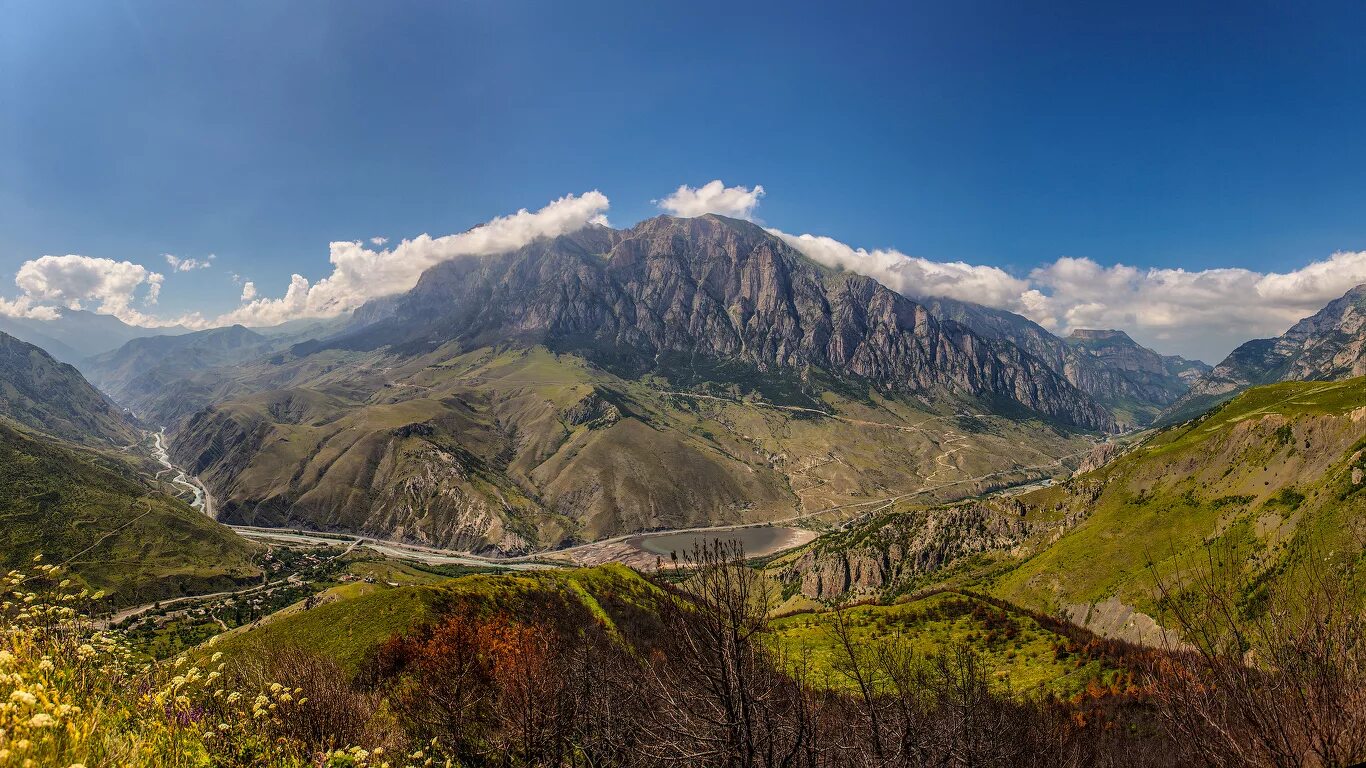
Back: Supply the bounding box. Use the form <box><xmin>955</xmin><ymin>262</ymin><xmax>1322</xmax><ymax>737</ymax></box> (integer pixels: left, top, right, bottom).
<box><xmin>151</xmin><ymin>429</ymin><xmax>210</xmax><ymax>516</ymax></box>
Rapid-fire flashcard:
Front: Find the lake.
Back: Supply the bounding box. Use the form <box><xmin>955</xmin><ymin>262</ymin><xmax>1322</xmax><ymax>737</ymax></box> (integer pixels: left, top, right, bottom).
<box><xmin>628</xmin><ymin>526</ymin><xmax>812</xmax><ymax>559</ymax></box>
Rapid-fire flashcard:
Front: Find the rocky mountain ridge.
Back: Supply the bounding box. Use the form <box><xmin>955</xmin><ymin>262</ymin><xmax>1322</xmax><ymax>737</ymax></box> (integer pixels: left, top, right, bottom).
<box><xmin>923</xmin><ymin>297</ymin><xmax>1207</xmax><ymax>427</ymax></box>
<box><xmin>340</xmin><ymin>215</ymin><xmax>1114</xmax><ymax>431</ymax></box>
<box><xmin>1161</xmin><ymin>282</ymin><xmax>1366</xmax><ymax>424</ymax></box>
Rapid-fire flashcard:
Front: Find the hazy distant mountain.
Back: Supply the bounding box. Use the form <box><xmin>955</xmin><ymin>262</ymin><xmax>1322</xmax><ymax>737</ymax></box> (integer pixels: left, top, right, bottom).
<box><xmin>0</xmin><ymin>331</ymin><xmax>139</xmax><ymax>446</ymax></box>
<box><xmin>0</xmin><ymin>308</ymin><xmax>185</xmax><ymax>364</ymax></box>
<box><xmin>1160</xmin><ymin>282</ymin><xmax>1366</xmax><ymax>424</ymax></box>
<box><xmin>83</xmin><ymin>325</ymin><xmax>272</xmax><ymax>421</ymax></box>
<box><xmin>923</xmin><ymin>297</ymin><xmax>1209</xmax><ymax>427</ymax></box>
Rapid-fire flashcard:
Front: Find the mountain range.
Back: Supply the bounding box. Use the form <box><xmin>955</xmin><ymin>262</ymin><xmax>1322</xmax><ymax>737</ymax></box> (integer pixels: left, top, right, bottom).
<box><xmin>3</xmin><ymin>215</ymin><xmax>1362</xmax><ymax>572</ymax></box>
<box><xmin>0</xmin><ymin>307</ymin><xmax>187</xmax><ymax>364</ymax></box>
<box><xmin>923</xmin><ymin>297</ymin><xmax>1210</xmax><ymax>428</ymax></box>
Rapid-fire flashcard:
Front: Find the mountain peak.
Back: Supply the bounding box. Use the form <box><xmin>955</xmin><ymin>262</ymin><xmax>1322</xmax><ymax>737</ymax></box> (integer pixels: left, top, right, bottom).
<box><xmin>1068</xmin><ymin>328</ymin><xmax>1136</xmax><ymax>344</ymax></box>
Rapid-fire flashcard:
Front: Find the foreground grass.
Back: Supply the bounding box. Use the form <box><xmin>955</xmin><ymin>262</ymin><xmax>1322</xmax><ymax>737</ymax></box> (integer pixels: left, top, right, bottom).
<box><xmin>0</xmin><ymin>557</ymin><xmax>446</xmax><ymax>768</ymax></box>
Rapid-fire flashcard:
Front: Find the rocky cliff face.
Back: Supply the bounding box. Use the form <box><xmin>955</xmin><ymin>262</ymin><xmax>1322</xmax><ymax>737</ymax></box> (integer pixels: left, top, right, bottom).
<box><xmin>923</xmin><ymin>298</ymin><xmax>1206</xmax><ymax>427</ymax></box>
<box><xmin>347</xmin><ymin>215</ymin><xmax>1113</xmax><ymax>431</ymax></box>
<box><xmin>1161</xmin><ymin>283</ymin><xmax>1366</xmax><ymax>424</ymax></box>
<box><xmin>782</xmin><ymin>491</ymin><xmax>1098</xmax><ymax>600</ymax></box>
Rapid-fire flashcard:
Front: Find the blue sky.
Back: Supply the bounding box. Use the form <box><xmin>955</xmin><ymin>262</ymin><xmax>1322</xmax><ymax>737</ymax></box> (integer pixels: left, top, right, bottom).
<box><xmin>3</xmin><ymin>0</ymin><xmax>1366</xmax><ymax>360</ymax></box>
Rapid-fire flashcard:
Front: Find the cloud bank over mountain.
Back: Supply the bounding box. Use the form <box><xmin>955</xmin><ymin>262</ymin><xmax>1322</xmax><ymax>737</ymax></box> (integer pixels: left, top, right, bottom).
<box><xmin>3</xmin><ymin>255</ymin><xmax>173</xmax><ymax>326</ymax></box>
<box><xmin>0</xmin><ymin>180</ymin><xmax>1361</xmax><ymax>361</ymax></box>
<box><xmin>775</xmin><ymin>231</ymin><xmax>1366</xmax><ymax>361</ymax></box>
<box><xmin>218</xmin><ymin>191</ymin><xmax>611</xmax><ymax>327</ymax></box>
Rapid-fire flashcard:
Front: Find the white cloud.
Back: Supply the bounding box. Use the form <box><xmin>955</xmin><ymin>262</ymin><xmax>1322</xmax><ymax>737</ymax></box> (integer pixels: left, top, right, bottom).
<box><xmin>164</xmin><ymin>253</ymin><xmax>215</xmax><ymax>272</ymax></box>
<box><xmin>770</xmin><ymin>230</ymin><xmax>1029</xmax><ymax>309</ymax></box>
<box><xmin>776</xmin><ymin>229</ymin><xmax>1366</xmax><ymax>362</ymax></box>
<box><xmin>10</xmin><ymin>255</ymin><xmax>170</xmax><ymax>325</ymax></box>
<box><xmin>220</xmin><ymin>190</ymin><xmax>610</xmax><ymax>326</ymax></box>
<box><xmin>656</xmin><ymin>180</ymin><xmax>765</xmax><ymax>220</ymax></box>
<box><xmin>370</xmin><ymin>236</ymin><xmax>387</xmax><ymax>246</ymax></box>
<box><xmin>0</xmin><ymin>296</ymin><xmax>60</xmax><ymax>321</ymax></box>
<box><xmin>240</xmin><ymin>281</ymin><xmax>257</xmax><ymax>302</ymax></box>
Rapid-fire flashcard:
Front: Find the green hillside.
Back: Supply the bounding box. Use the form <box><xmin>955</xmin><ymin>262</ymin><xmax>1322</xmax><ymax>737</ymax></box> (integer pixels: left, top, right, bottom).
<box><xmin>769</xmin><ymin>591</ymin><xmax>1129</xmax><ymax>696</ymax></box>
<box><xmin>0</xmin><ymin>419</ymin><xmax>262</xmax><ymax>606</ymax></box>
<box><xmin>778</xmin><ymin>377</ymin><xmax>1366</xmax><ymax>642</ymax></box>
<box><xmin>211</xmin><ymin>563</ymin><xmax>666</xmax><ymax>672</ymax></box>
<box><xmin>0</xmin><ymin>330</ymin><xmax>139</xmax><ymax>446</ymax></box>
<box><xmin>993</xmin><ymin>377</ymin><xmax>1366</xmax><ymax>622</ymax></box>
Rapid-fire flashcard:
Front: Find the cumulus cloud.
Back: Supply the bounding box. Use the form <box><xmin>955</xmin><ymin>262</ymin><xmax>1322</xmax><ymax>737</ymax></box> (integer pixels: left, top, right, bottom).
<box><xmin>370</xmin><ymin>236</ymin><xmax>387</xmax><ymax>246</ymax></box>
<box><xmin>8</xmin><ymin>255</ymin><xmax>170</xmax><ymax>325</ymax></box>
<box><xmin>656</xmin><ymin>180</ymin><xmax>765</xmax><ymax>220</ymax></box>
<box><xmin>220</xmin><ymin>190</ymin><xmax>610</xmax><ymax>326</ymax></box>
<box><xmin>776</xmin><ymin>228</ymin><xmax>1366</xmax><ymax>362</ymax></box>
<box><xmin>770</xmin><ymin>230</ymin><xmax>1030</xmax><ymax>309</ymax></box>
<box><xmin>240</xmin><ymin>281</ymin><xmax>257</xmax><ymax>302</ymax></box>
<box><xmin>164</xmin><ymin>253</ymin><xmax>215</xmax><ymax>272</ymax></box>
<box><xmin>0</xmin><ymin>296</ymin><xmax>60</xmax><ymax>321</ymax></box>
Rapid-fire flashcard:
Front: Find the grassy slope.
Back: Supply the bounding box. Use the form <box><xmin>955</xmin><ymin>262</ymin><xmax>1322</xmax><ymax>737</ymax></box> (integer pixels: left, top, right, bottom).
<box><xmin>0</xmin><ymin>419</ymin><xmax>261</xmax><ymax>606</ymax></box>
<box><xmin>992</xmin><ymin>377</ymin><xmax>1366</xmax><ymax>618</ymax></box>
<box><xmin>769</xmin><ymin>591</ymin><xmax>1118</xmax><ymax>696</ymax></box>
<box><xmin>211</xmin><ymin>564</ymin><xmax>665</xmax><ymax>673</ymax></box>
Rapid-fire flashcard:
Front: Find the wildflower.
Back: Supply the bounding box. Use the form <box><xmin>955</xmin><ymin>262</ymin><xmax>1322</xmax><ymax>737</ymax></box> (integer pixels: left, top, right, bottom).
<box><xmin>10</xmin><ymin>690</ymin><xmax>37</xmax><ymax>706</ymax></box>
<box><xmin>28</xmin><ymin>713</ymin><xmax>56</xmax><ymax>727</ymax></box>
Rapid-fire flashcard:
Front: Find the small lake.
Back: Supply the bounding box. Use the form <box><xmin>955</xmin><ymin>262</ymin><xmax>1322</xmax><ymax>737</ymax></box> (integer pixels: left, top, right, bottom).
<box><xmin>628</xmin><ymin>527</ymin><xmax>808</xmax><ymax>559</ymax></box>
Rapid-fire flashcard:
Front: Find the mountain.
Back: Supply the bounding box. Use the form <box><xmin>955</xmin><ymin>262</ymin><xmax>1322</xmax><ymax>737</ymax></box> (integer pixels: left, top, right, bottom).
<box><xmin>1061</xmin><ymin>329</ymin><xmax>1210</xmax><ymax>426</ymax></box>
<box><xmin>0</xmin><ymin>308</ymin><xmax>185</xmax><ymax>364</ymax></box>
<box><xmin>776</xmin><ymin>375</ymin><xmax>1366</xmax><ymax>643</ymax></box>
<box><xmin>923</xmin><ymin>297</ymin><xmax>1209</xmax><ymax>427</ymax></box>
<box><xmin>0</xmin><ymin>331</ymin><xmax>140</xmax><ymax>446</ymax></box>
<box><xmin>333</xmin><ymin>215</ymin><xmax>1112</xmax><ymax>431</ymax></box>
<box><xmin>162</xmin><ymin>215</ymin><xmax>1115</xmax><ymax>555</ymax></box>
<box><xmin>1161</xmin><ymin>283</ymin><xmax>1366</xmax><ymax>425</ymax></box>
<box><xmin>0</xmin><ymin>418</ymin><xmax>261</xmax><ymax>606</ymax></box>
<box><xmin>83</xmin><ymin>325</ymin><xmax>272</xmax><ymax>423</ymax></box>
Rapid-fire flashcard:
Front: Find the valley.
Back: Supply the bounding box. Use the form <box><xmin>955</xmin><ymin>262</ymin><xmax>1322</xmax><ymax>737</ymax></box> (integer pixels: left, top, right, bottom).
<box><xmin>0</xmin><ymin>207</ymin><xmax>1363</xmax><ymax>768</ymax></box>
